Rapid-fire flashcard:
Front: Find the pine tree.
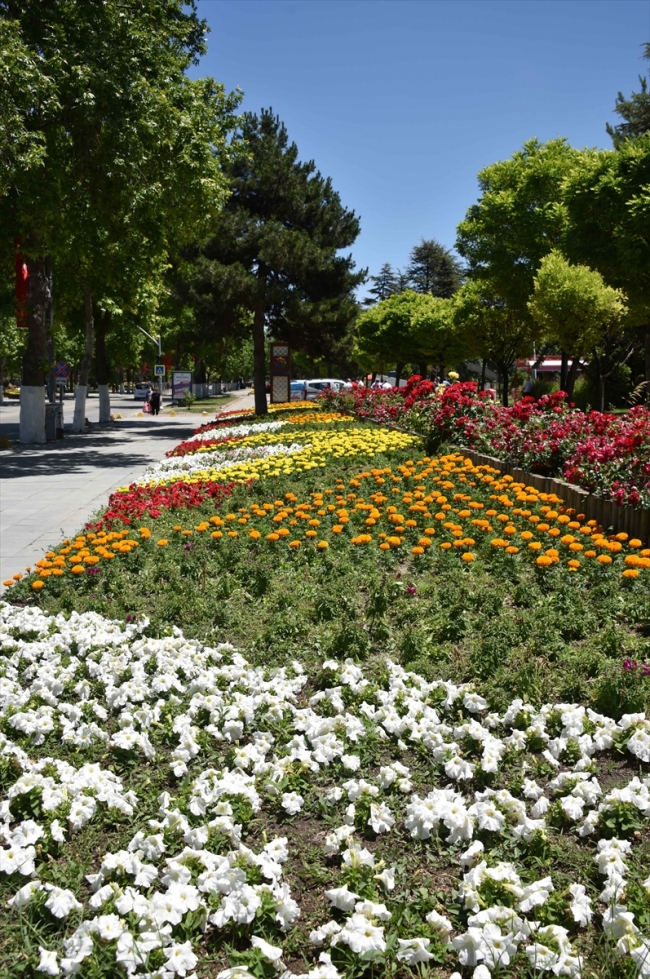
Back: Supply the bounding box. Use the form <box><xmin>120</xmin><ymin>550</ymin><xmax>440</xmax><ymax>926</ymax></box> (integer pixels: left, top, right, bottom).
<box><xmin>406</xmin><ymin>238</ymin><xmax>463</xmax><ymax>298</ymax></box>
<box><xmin>606</xmin><ymin>43</ymin><xmax>650</xmax><ymax>147</ymax></box>
<box><xmin>363</xmin><ymin>263</ymin><xmax>399</xmax><ymax>306</ymax></box>
<box><xmin>182</xmin><ymin>109</ymin><xmax>364</xmax><ymax>415</ymax></box>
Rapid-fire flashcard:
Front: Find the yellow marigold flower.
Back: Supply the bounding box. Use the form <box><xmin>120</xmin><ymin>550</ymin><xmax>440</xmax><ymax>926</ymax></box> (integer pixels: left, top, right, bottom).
<box><xmin>405</xmin><ymin>519</ymin><xmax>417</xmax><ymax>528</ymax></box>
<box><xmin>490</xmin><ymin>539</ymin><xmax>505</xmax><ymax>548</ymax></box>
<box><xmin>387</xmin><ymin>536</ymin><xmax>401</xmax><ymax>547</ymax></box>
<box><xmin>569</xmin><ymin>542</ymin><xmax>583</xmax><ymax>552</ymax></box>
<box><xmin>139</xmin><ymin>528</ymin><xmax>152</xmax><ymax>539</ymax></box>
<box><xmin>227</xmin><ymin>531</ymin><xmax>239</xmax><ymax>538</ymax></box>
<box><xmin>266</xmin><ymin>533</ymin><xmax>279</xmax><ymax>542</ymax></box>
<box><xmin>210</xmin><ymin>516</ymin><xmax>224</xmax><ymax>526</ymax></box>
<box><xmin>412</xmin><ymin>546</ymin><xmax>424</xmax><ymax>555</ymax></box>
<box><xmin>174</xmin><ymin>525</ymin><xmax>182</xmax><ymax>531</ymax></box>
<box><xmin>195</xmin><ymin>522</ymin><xmax>209</xmax><ymax>532</ymax></box>
<box><xmin>557</xmin><ymin>515</ymin><xmax>570</xmax><ymax>524</ymax></box>
<box><xmin>308</xmin><ymin>519</ymin><xmax>320</xmax><ymax>527</ymax></box>
<box><xmin>440</xmin><ymin>542</ymin><xmax>452</xmax><ymax>550</ymax></box>
<box><xmin>520</xmin><ymin>531</ymin><xmax>533</xmax><ymax>541</ymax></box>
<box><xmin>568</xmin><ymin>559</ymin><xmax>581</xmax><ymax>569</ymax></box>
<box><xmin>424</xmin><ymin>528</ymin><xmax>436</xmax><ymax>536</ymax></box>
<box><xmin>71</xmin><ymin>565</ymin><xmax>86</xmax><ymax>574</ymax></box>
<box><xmin>536</xmin><ymin>556</ymin><xmax>553</xmax><ymax>567</ymax></box>
<box><xmin>597</xmin><ymin>554</ymin><xmax>612</xmax><ymax>565</ymax></box>
<box><xmin>305</xmin><ymin>530</ymin><xmax>318</xmax><ymax>538</ymax></box>
<box><xmin>379</xmin><ymin>542</ymin><xmax>391</xmax><ymax>550</ymax></box>
<box><xmin>418</xmin><ymin>538</ymin><xmax>431</xmax><ymax>547</ymax></box>
<box><xmin>584</xmin><ymin>550</ymin><xmax>596</xmax><ymax>558</ymax></box>
<box><xmin>616</xmin><ymin>532</ymin><xmax>629</xmax><ymax>541</ymax></box>
<box><xmin>249</xmin><ymin>530</ymin><xmax>261</xmax><ymax>540</ymax></box>
<box><xmin>461</xmin><ymin>552</ymin><xmax>475</xmax><ymax>562</ymax></box>
<box><xmin>289</xmin><ymin>540</ymin><xmax>301</xmax><ymax>548</ymax></box>
<box><xmin>332</xmin><ymin>525</ymin><xmax>344</xmax><ymax>534</ymax></box>
<box><xmin>622</xmin><ymin>568</ymin><xmax>639</xmax><ymax>578</ymax></box>
<box><xmin>547</xmin><ymin>528</ymin><xmax>561</xmax><ymax>537</ymax></box>
<box><xmin>52</xmin><ymin>569</ymin><xmax>64</xmax><ymax>576</ymax></box>
<box><xmin>629</xmin><ymin>539</ymin><xmax>642</xmax><ymax>549</ymax></box>
<box><xmin>528</xmin><ymin>542</ymin><xmax>542</xmax><ymax>551</ymax></box>
<box><xmin>317</xmin><ymin>541</ymin><xmax>329</xmax><ymax>550</ymax></box>
<box><xmin>32</xmin><ymin>580</ymin><xmax>44</xmax><ymax>590</ymax></box>
<box><xmin>157</xmin><ymin>539</ymin><xmax>169</xmax><ymax>547</ymax></box>
<box><xmin>506</xmin><ymin>546</ymin><xmax>519</xmax><ymax>554</ymax></box>
<box><xmin>39</xmin><ymin>569</ymin><xmax>52</xmax><ymax>577</ymax></box>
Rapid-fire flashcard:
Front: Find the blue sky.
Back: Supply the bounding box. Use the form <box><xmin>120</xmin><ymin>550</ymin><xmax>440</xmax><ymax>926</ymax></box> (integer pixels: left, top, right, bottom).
<box><xmin>195</xmin><ymin>0</ymin><xmax>649</xmax><ymax>289</ymax></box>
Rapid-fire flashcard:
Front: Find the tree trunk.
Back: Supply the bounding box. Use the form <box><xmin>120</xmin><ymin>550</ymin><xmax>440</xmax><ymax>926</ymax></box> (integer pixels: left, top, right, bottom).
<box><xmin>73</xmin><ymin>288</ymin><xmax>94</xmax><ymax>432</ymax></box>
<box><xmin>252</xmin><ymin>302</ymin><xmax>267</xmax><ymax>416</ymax></box>
<box><xmin>645</xmin><ymin>328</ymin><xmax>650</xmax><ymax>405</ymax></box>
<box><xmin>395</xmin><ymin>362</ymin><xmax>404</xmax><ymax>387</ymax></box>
<box><xmin>565</xmin><ymin>356</ymin><xmax>580</xmax><ymax>400</ymax></box>
<box><xmin>418</xmin><ymin>363</ymin><xmax>427</xmax><ymax>379</ymax></box>
<box><xmin>19</xmin><ymin>254</ymin><xmax>50</xmax><ymax>443</ymax></box>
<box><xmin>501</xmin><ymin>367</ymin><xmax>509</xmax><ymax>407</ymax></box>
<box><xmin>480</xmin><ymin>359</ymin><xmax>486</xmax><ymax>390</ymax></box>
<box><xmin>560</xmin><ymin>350</ymin><xmax>568</xmax><ymax>392</ymax></box>
<box><xmin>96</xmin><ymin>309</ymin><xmax>111</xmax><ymax>423</ymax></box>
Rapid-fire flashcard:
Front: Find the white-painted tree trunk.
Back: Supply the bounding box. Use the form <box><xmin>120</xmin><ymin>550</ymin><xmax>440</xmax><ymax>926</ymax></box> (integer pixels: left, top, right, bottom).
<box><xmin>73</xmin><ymin>384</ymin><xmax>88</xmax><ymax>432</ymax></box>
<box><xmin>72</xmin><ymin>288</ymin><xmax>94</xmax><ymax>433</ymax></box>
<box><xmin>98</xmin><ymin>384</ymin><xmax>111</xmax><ymax>423</ymax></box>
<box><xmin>19</xmin><ymin>386</ymin><xmax>46</xmax><ymax>443</ymax></box>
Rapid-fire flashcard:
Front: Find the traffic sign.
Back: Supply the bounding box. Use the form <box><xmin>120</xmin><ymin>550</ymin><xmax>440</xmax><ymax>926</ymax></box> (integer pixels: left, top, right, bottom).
<box><xmin>154</xmin><ymin>364</ymin><xmax>165</xmax><ymax>376</ymax></box>
<box><xmin>54</xmin><ymin>361</ymin><xmax>70</xmax><ymax>380</ymax></box>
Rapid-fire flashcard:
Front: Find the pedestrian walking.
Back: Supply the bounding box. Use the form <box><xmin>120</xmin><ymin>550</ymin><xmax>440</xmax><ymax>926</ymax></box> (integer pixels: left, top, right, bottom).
<box><xmin>150</xmin><ymin>388</ymin><xmax>161</xmax><ymax>415</ymax></box>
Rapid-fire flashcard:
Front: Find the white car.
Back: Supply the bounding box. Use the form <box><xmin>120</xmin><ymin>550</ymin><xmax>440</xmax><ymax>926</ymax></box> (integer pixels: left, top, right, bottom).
<box><xmin>304</xmin><ymin>378</ymin><xmax>346</xmax><ymax>401</ymax></box>
<box><xmin>133</xmin><ymin>383</ymin><xmax>151</xmax><ymax>400</ymax></box>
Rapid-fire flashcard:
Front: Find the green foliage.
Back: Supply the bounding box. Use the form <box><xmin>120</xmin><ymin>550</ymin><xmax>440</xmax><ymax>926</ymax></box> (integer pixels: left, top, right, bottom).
<box><xmin>405</xmin><ymin>238</ymin><xmax>463</xmax><ymax>298</ymax></box>
<box><xmin>606</xmin><ymin>43</ymin><xmax>650</xmax><ymax>147</ymax></box>
<box><xmin>528</xmin><ymin>251</ymin><xmax>627</xmax><ymax>362</ymax></box>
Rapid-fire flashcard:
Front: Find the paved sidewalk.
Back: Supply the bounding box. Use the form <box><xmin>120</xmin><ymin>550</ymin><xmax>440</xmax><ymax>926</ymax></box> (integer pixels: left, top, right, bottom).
<box><xmin>0</xmin><ymin>391</ymin><xmax>254</xmax><ymax>589</ymax></box>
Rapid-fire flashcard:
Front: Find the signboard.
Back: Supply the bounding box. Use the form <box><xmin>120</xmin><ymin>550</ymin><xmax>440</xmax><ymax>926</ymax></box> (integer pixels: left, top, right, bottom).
<box><xmin>154</xmin><ymin>364</ymin><xmax>165</xmax><ymax>376</ymax></box>
<box><xmin>270</xmin><ymin>343</ymin><xmax>291</xmax><ymax>405</ymax></box>
<box><xmin>54</xmin><ymin>361</ymin><xmax>70</xmax><ymax>380</ymax></box>
<box><xmin>171</xmin><ymin>370</ymin><xmax>193</xmax><ymax>402</ymax></box>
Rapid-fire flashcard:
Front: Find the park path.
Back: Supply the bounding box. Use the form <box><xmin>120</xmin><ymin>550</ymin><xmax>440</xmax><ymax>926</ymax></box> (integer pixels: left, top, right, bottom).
<box><xmin>0</xmin><ymin>390</ymin><xmax>254</xmax><ymax>590</ymax></box>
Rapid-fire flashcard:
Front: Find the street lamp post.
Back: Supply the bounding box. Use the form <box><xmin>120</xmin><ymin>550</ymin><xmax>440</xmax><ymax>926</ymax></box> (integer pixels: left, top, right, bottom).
<box><xmin>136</xmin><ymin>326</ymin><xmax>163</xmax><ymax>396</ymax></box>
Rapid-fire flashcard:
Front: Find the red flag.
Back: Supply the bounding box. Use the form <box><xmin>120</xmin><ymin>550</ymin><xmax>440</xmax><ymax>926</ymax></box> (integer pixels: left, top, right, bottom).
<box><xmin>15</xmin><ymin>239</ymin><xmax>28</xmax><ymax>328</ymax></box>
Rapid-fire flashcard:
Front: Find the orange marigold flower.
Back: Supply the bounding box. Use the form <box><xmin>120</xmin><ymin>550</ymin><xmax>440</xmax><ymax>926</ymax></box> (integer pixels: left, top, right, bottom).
<box><xmin>622</xmin><ymin>568</ymin><xmax>639</xmax><ymax>579</ymax></box>
<box><xmin>3</xmin><ymin>580</ymin><xmax>14</xmax><ymax>587</ymax></box>
<box><xmin>629</xmin><ymin>539</ymin><xmax>642</xmax><ymax>549</ymax></box>
<box><xmin>211</xmin><ymin>531</ymin><xmax>223</xmax><ymax>540</ymax></box>
<box><xmin>536</xmin><ymin>556</ymin><xmax>553</xmax><ymax>567</ymax></box>
<box><xmin>305</xmin><ymin>530</ymin><xmax>318</xmax><ymax>538</ymax></box>
<box><xmin>317</xmin><ymin>541</ymin><xmax>329</xmax><ymax>550</ymax></box>
<box><xmin>440</xmin><ymin>542</ymin><xmax>452</xmax><ymax>550</ymax></box>
<box><xmin>506</xmin><ymin>546</ymin><xmax>519</xmax><ymax>555</ymax></box>
<box><xmin>597</xmin><ymin>554</ymin><xmax>612</xmax><ymax>565</ymax></box>
<box><xmin>461</xmin><ymin>552</ymin><xmax>475</xmax><ymax>562</ymax></box>
<box><xmin>584</xmin><ymin>550</ymin><xmax>596</xmax><ymax>558</ymax></box>
<box><xmin>412</xmin><ymin>546</ymin><xmax>424</xmax><ymax>555</ymax></box>
<box><xmin>227</xmin><ymin>531</ymin><xmax>239</xmax><ymax>538</ymax></box>
<box><xmin>379</xmin><ymin>542</ymin><xmax>390</xmax><ymax>550</ymax></box>
<box><xmin>249</xmin><ymin>530</ymin><xmax>261</xmax><ymax>540</ymax></box>
<box><xmin>32</xmin><ymin>580</ymin><xmax>44</xmax><ymax>590</ymax></box>
<box><xmin>289</xmin><ymin>540</ymin><xmax>301</xmax><ymax>548</ymax></box>
<box><xmin>266</xmin><ymin>533</ymin><xmax>279</xmax><ymax>541</ymax></box>
<box><xmin>157</xmin><ymin>539</ymin><xmax>169</xmax><ymax>547</ymax></box>
<box><xmin>71</xmin><ymin>565</ymin><xmax>86</xmax><ymax>574</ymax></box>
<box><xmin>139</xmin><ymin>528</ymin><xmax>152</xmax><ymax>539</ymax></box>
<box><xmin>567</xmin><ymin>559</ymin><xmax>581</xmax><ymax>569</ymax></box>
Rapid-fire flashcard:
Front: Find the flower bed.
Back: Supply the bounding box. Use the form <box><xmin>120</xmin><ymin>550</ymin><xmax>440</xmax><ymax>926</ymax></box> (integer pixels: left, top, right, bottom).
<box><xmin>3</xmin><ymin>406</ymin><xmax>650</xmax><ymax>979</ymax></box>
<box><xmin>2</xmin><ymin>602</ymin><xmax>650</xmax><ymax>978</ymax></box>
<box><xmin>323</xmin><ymin>381</ymin><xmax>650</xmax><ymax>509</ymax></box>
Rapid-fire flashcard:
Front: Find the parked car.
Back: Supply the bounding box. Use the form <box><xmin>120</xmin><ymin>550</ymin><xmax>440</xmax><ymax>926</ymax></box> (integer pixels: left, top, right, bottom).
<box><xmin>290</xmin><ymin>380</ymin><xmax>307</xmax><ymax>401</ymax></box>
<box><xmin>133</xmin><ymin>383</ymin><xmax>151</xmax><ymax>400</ymax></box>
<box><xmin>304</xmin><ymin>378</ymin><xmax>346</xmax><ymax>401</ymax></box>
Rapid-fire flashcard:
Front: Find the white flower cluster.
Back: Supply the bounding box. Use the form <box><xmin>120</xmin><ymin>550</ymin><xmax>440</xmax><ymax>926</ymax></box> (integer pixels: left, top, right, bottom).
<box><xmin>142</xmin><ymin>441</ymin><xmax>305</xmax><ymax>481</ymax></box>
<box><xmin>189</xmin><ymin>420</ymin><xmax>287</xmax><ymax>443</ymax></box>
<box><xmin>2</xmin><ymin>603</ymin><xmax>650</xmax><ymax>978</ymax></box>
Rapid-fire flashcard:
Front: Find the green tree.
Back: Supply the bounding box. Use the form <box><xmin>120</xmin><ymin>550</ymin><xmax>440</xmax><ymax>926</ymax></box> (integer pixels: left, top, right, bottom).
<box><xmin>363</xmin><ymin>263</ymin><xmax>400</xmax><ymax>306</ymax></box>
<box><xmin>453</xmin><ymin>279</ymin><xmax>539</xmax><ymax>405</ymax></box>
<box><xmin>182</xmin><ymin>109</ymin><xmax>364</xmax><ymax>416</ymax></box>
<box><xmin>406</xmin><ymin>238</ymin><xmax>463</xmax><ymax>298</ymax></box>
<box><xmin>606</xmin><ymin>43</ymin><xmax>650</xmax><ymax>147</ymax></box>
<box><xmin>410</xmin><ymin>294</ymin><xmax>466</xmax><ymax>377</ymax></box>
<box><xmin>527</xmin><ymin>251</ymin><xmax>627</xmax><ymax>400</ymax></box>
<box><xmin>563</xmin><ymin>136</ymin><xmax>650</xmax><ymax>398</ymax></box>
<box><xmin>1</xmin><ymin>0</ymin><xmax>238</xmax><ymax>439</ymax></box>
<box><xmin>456</xmin><ymin>139</ymin><xmax>581</xmax><ymax>318</ymax></box>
